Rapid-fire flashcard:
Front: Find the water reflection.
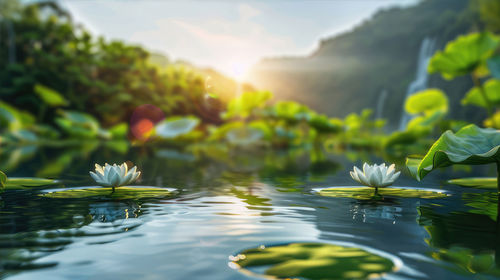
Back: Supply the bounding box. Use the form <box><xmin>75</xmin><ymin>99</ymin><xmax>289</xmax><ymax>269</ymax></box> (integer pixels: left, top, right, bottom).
<box><xmin>419</xmin><ymin>191</ymin><xmax>500</xmax><ymax>277</ymax></box>
<box><xmin>0</xmin><ymin>142</ymin><xmax>497</xmax><ymax>279</ymax></box>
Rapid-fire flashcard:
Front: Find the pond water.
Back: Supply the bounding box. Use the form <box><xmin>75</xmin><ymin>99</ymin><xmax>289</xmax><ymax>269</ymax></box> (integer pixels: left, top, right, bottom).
<box><xmin>1</xmin><ymin>142</ymin><xmax>499</xmax><ymax>279</ymax></box>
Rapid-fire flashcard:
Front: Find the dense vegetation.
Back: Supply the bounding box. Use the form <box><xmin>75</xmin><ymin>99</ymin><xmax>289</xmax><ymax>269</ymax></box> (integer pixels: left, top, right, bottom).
<box><xmin>0</xmin><ymin>0</ymin><xmax>498</xmax><ymax>159</ymax></box>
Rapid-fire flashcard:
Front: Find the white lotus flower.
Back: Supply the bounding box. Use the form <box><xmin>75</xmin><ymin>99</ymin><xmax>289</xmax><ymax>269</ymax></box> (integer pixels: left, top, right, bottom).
<box><xmin>350</xmin><ymin>163</ymin><xmax>400</xmax><ymax>188</ymax></box>
<box><xmin>90</xmin><ymin>163</ymin><xmax>141</xmax><ymax>191</ymax></box>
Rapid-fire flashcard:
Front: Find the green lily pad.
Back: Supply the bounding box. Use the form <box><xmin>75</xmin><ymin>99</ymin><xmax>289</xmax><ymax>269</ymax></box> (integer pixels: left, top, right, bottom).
<box><xmin>155</xmin><ymin>116</ymin><xmax>199</xmax><ymax>139</ymax></box>
<box><xmin>231</xmin><ymin>242</ymin><xmax>399</xmax><ymax>280</ymax></box>
<box><xmin>447</xmin><ymin>178</ymin><xmax>497</xmax><ymax>189</ymax></box>
<box><xmin>406</xmin><ymin>125</ymin><xmax>500</xmax><ymax>181</ymax></box>
<box><xmin>317</xmin><ymin>187</ymin><xmax>448</xmax><ymax>200</ymax></box>
<box><xmin>41</xmin><ymin>186</ymin><xmax>174</xmax><ymax>200</ymax></box>
<box><xmin>4</xmin><ymin>177</ymin><xmax>60</xmax><ymax>189</ymax></box>
<box><xmin>428</xmin><ymin>32</ymin><xmax>500</xmax><ymax>80</ymax></box>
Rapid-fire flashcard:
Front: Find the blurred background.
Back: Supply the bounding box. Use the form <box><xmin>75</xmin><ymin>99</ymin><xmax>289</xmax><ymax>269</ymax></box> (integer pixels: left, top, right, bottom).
<box><xmin>0</xmin><ymin>0</ymin><xmax>499</xmax><ymax>152</ymax></box>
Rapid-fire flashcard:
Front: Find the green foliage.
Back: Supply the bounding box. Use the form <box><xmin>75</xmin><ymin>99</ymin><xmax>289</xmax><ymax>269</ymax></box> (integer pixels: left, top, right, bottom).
<box><xmin>223</xmin><ymin>91</ymin><xmax>273</xmax><ymax>119</ymax></box>
<box><xmin>405</xmin><ymin>89</ymin><xmax>448</xmax><ymax>115</ymax></box>
<box><xmin>34</xmin><ymin>84</ymin><xmax>68</xmax><ymax>107</ymax></box>
<box><xmin>428</xmin><ymin>32</ymin><xmax>500</xmax><ymax>80</ymax></box>
<box><xmin>318</xmin><ymin>187</ymin><xmax>448</xmax><ymax>200</ymax></box>
<box><xmin>0</xmin><ymin>101</ymin><xmax>35</xmax><ymax>131</ymax></box>
<box><xmin>406</xmin><ymin>124</ymin><xmax>500</xmax><ymax>181</ymax></box>
<box><xmin>462</xmin><ymin>79</ymin><xmax>500</xmax><ymax>108</ymax></box>
<box><xmin>233</xmin><ymin>243</ymin><xmax>395</xmax><ymax>280</ymax></box>
<box><xmin>0</xmin><ymin>171</ymin><xmax>6</xmax><ymax>189</ymax></box>
<box><xmin>54</xmin><ymin>110</ymin><xmax>101</xmax><ymax>139</ymax></box>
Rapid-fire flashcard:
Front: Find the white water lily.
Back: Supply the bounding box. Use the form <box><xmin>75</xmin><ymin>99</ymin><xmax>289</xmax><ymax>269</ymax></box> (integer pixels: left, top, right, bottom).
<box><xmin>90</xmin><ymin>163</ymin><xmax>141</xmax><ymax>191</ymax></box>
<box><xmin>350</xmin><ymin>163</ymin><xmax>400</xmax><ymax>188</ymax></box>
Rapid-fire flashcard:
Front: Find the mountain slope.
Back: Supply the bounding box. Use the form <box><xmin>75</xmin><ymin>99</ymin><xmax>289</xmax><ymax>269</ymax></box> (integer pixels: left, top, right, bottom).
<box><xmin>248</xmin><ymin>0</ymin><xmax>482</xmax><ymax>128</ymax></box>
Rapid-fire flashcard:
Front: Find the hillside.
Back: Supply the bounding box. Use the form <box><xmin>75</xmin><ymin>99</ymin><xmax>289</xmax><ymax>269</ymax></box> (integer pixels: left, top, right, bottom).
<box><xmin>248</xmin><ymin>0</ymin><xmax>483</xmax><ymax>128</ymax></box>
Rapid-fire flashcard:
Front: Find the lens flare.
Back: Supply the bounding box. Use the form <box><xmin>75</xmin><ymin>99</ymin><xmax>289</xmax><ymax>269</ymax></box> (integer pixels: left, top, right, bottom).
<box><xmin>130</xmin><ymin>104</ymin><xmax>165</xmax><ymax>140</ymax></box>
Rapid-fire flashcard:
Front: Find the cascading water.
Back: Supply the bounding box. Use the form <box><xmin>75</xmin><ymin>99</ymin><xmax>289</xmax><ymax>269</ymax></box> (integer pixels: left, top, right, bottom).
<box><xmin>375</xmin><ymin>89</ymin><xmax>387</xmax><ymax>120</ymax></box>
<box><xmin>398</xmin><ymin>37</ymin><xmax>436</xmax><ymax>131</ymax></box>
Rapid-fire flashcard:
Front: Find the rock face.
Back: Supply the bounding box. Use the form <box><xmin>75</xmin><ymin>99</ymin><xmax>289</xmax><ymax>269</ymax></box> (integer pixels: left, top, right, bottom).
<box><xmin>248</xmin><ymin>0</ymin><xmax>483</xmax><ymax>128</ymax></box>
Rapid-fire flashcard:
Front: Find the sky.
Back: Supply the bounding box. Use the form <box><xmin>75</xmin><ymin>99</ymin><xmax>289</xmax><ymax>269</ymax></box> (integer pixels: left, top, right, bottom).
<box><xmin>61</xmin><ymin>0</ymin><xmax>419</xmax><ymax>80</ymax></box>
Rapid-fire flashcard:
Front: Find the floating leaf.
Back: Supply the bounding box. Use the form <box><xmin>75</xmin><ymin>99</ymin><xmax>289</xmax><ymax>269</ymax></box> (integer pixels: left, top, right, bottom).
<box><xmin>428</xmin><ymin>32</ymin><xmax>500</xmax><ymax>79</ymax></box>
<box><xmin>231</xmin><ymin>242</ymin><xmax>398</xmax><ymax>280</ymax></box>
<box><xmin>318</xmin><ymin>187</ymin><xmax>448</xmax><ymax>200</ymax></box>
<box><xmin>462</xmin><ymin>79</ymin><xmax>500</xmax><ymax>108</ymax></box>
<box><xmin>34</xmin><ymin>84</ymin><xmax>68</xmax><ymax>107</ymax></box>
<box><xmin>447</xmin><ymin>178</ymin><xmax>497</xmax><ymax>189</ymax></box>
<box><xmin>4</xmin><ymin>177</ymin><xmax>60</xmax><ymax>190</ymax></box>
<box><xmin>41</xmin><ymin>187</ymin><xmax>174</xmax><ymax>200</ymax></box>
<box><xmin>155</xmin><ymin>116</ymin><xmax>199</xmax><ymax>139</ymax></box>
<box><xmin>407</xmin><ymin>125</ymin><xmax>500</xmax><ymax>181</ymax></box>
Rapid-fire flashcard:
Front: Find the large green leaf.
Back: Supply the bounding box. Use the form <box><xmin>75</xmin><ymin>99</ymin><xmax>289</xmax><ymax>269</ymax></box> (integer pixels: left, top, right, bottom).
<box><xmin>405</xmin><ymin>89</ymin><xmax>448</xmax><ymax>115</ymax></box>
<box><xmin>428</xmin><ymin>32</ymin><xmax>500</xmax><ymax>80</ymax></box>
<box><xmin>155</xmin><ymin>116</ymin><xmax>199</xmax><ymax>139</ymax></box>
<box><xmin>462</xmin><ymin>79</ymin><xmax>500</xmax><ymax>108</ymax></box>
<box><xmin>34</xmin><ymin>84</ymin><xmax>68</xmax><ymax>107</ymax></box>
<box><xmin>407</xmin><ymin>124</ymin><xmax>500</xmax><ymax>181</ymax></box>
<box><xmin>232</xmin><ymin>242</ymin><xmax>397</xmax><ymax>280</ymax></box>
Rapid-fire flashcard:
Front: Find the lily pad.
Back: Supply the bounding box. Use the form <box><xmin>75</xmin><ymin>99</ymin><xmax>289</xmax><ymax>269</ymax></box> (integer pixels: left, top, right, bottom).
<box><xmin>155</xmin><ymin>117</ymin><xmax>199</xmax><ymax>139</ymax></box>
<box><xmin>41</xmin><ymin>186</ymin><xmax>174</xmax><ymax>200</ymax></box>
<box><xmin>230</xmin><ymin>242</ymin><xmax>399</xmax><ymax>280</ymax></box>
<box><xmin>428</xmin><ymin>32</ymin><xmax>500</xmax><ymax>80</ymax></box>
<box><xmin>406</xmin><ymin>125</ymin><xmax>500</xmax><ymax>181</ymax></box>
<box><xmin>447</xmin><ymin>178</ymin><xmax>497</xmax><ymax>189</ymax></box>
<box><xmin>317</xmin><ymin>187</ymin><xmax>448</xmax><ymax>200</ymax></box>
<box><xmin>4</xmin><ymin>177</ymin><xmax>60</xmax><ymax>189</ymax></box>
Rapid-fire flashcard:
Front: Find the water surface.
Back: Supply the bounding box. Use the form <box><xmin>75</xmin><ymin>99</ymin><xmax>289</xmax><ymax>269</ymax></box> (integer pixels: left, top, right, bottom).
<box><xmin>1</xmin><ymin>142</ymin><xmax>498</xmax><ymax>279</ymax></box>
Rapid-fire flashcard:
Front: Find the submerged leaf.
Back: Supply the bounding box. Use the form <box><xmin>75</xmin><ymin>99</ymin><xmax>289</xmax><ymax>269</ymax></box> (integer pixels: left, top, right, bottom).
<box><xmin>407</xmin><ymin>125</ymin><xmax>500</xmax><ymax>181</ymax></box>
<box><xmin>318</xmin><ymin>187</ymin><xmax>448</xmax><ymax>200</ymax></box>
<box><xmin>232</xmin><ymin>242</ymin><xmax>397</xmax><ymax>280</ymax></box>
<box><xmin>428</xmin><ymin>32</ymin><xmax>500</xmax><ymax>79</ymax></box>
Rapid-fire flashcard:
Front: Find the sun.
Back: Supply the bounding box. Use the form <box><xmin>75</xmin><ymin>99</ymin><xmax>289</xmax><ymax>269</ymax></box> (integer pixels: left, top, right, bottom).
<box><xmin>229</xmin><ymin>60</ymin><xmax>254</xmax><ymax>82</ymax></box>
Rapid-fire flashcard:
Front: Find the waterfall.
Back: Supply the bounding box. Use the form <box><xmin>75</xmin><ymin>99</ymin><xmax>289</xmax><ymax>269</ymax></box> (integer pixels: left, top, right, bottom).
<box><xmin>375</xmin><ymin>89</ymin><xmax>387</xmax><ymax>120</ymax></box>
<box><xmin>398</xmin><ymin>37</ymin><xmax>436</xmax><ymax>131</ymax></box>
